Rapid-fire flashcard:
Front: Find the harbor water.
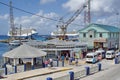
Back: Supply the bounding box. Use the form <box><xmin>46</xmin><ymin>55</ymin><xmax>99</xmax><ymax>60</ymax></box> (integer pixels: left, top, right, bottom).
<box><xmin>0</xmin><ymin>35</ymin><xmax>48</xmax><ymax>68</ymax></box>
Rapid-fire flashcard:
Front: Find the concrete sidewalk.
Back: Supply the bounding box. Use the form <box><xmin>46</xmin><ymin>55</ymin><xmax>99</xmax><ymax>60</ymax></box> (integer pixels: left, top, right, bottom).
<box><xmin>81</xmin><ymin>63</ymin><xmax>120</xmax><ymax>80</ymax></box>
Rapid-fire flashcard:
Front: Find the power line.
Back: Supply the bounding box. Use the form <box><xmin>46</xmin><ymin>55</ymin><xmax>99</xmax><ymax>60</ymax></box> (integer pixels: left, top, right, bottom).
<box><xmin>0</xmin><ymin>1</ymin><xmax>58</xmax><ymax>21</ymax></box>
<box><xmin>0</xmin><ymin>1</ymin><xmax>82</xmax><ymax>27</ymax></box>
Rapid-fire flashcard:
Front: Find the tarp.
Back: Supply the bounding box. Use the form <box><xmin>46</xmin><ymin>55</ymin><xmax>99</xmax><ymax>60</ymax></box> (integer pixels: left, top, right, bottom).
<box><xmin>3</xmin><ymin>44</ymin><xmax>47</xmax><ymax>58</ymax></box>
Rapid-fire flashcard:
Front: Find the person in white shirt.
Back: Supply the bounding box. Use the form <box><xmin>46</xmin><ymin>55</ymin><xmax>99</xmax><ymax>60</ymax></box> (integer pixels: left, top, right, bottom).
<box><xmin>49</xmin><ymin>58</ymin><xmax>53</xmax><ymax>67</ymax></box>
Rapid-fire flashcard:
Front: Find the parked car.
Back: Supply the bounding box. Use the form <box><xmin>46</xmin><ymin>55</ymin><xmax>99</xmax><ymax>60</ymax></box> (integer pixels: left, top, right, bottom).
<box><xmin>95</xmin><ymin>50</ymin><xmax>106</xmax><ymax>59</ymax></box>
<box><xmin>86</xmin><ymin>52</ymin><xmax>98</xmax><ymax>63</ymax></box>
<box><xmin>106</xmin><ymin>50</ymin><xmax>115</xmax><ymax>59</ymax></box>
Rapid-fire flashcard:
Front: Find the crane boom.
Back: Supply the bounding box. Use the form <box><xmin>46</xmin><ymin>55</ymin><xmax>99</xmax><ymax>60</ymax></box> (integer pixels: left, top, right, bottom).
<box><xmin>65</xmin><ymin>5</ymin><xmax>86</xmax><ymax>27</ymax></box>
<box><xmin>59</xmin><ymin>0</ymin><xmax>90</xmax><ymax>40</ymax></box>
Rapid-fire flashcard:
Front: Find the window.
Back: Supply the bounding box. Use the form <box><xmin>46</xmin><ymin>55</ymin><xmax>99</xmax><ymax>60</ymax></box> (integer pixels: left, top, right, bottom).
<box><xmin>83</xmin><ymin>33</ymin><xmax>86</xmax><ymax>37</ymax></box>
<box><xmin>109</xmin><ymin>33</ymin><xmax>111</xmax><ymax>38</ymax></box>
<box><xmin>99</xmin><ymin>33</ymin><xmax>102</xmax><ymax>37</ymax></box>
<box><xmin>90</xmin><ymin>35</ymin><xmax>92</xmax><ymax>38</ymax></box>
<box><xmin>86</xmin><ymin>56</ymin><xmax>93</xmax><ymax>58</ymax></box>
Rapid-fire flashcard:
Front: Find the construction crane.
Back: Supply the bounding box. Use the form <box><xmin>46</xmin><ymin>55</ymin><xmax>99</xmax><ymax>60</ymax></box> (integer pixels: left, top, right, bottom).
<box><xmin>9</xmin><ymin>1</ymin><xmax>16</xmax><ymax>37</ymax></box>
<box><xmin>84</xmin><ymin>0</ymin><xmax>91</xmax><ymax>26</ymax></box>
<box><xmin>57</xmin><ymin>0</ymin><xmax>90</xmax><ymax>40</ymax></box>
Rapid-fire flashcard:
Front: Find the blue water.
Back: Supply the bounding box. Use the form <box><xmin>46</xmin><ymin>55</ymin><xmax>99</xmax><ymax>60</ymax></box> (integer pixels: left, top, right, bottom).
<box><xmin>0</xmin><ymin>35</ymin><xmax>49</xmax><ymax>68</ymax></box>
<box><xmin>0</xmin><ymin>43</ymin><xmax>9</xmax><ymax>57</ymax></box>
<box><xmin>0</xmin><ymin>35</ymin><xmax>48</xmax><ymax>56</ymax></box>
<box><xmin>0</xmin><ymin>35</ymin><xmax>10</xmax><ymax>57</ymax></box>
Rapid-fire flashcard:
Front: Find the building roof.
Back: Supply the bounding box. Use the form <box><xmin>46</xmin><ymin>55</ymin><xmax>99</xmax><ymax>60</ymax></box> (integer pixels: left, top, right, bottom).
<box><xmin>3</xmin><ymin>44</ymin><xmax>47</xmax><ymax>58</ymax></box>
<box><xmin>78</xmin><ymin>23</ymin><xmax>120</xmax><ymax>32</ymax></box>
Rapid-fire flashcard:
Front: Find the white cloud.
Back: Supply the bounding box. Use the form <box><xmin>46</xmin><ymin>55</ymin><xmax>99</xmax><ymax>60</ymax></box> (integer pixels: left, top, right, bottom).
<box><xmin>40</xmin><ymin>0</ymin><xmax>56</xmax><ymax>4</ymax></box>
<box><xmin>62</xmin><ymin>0</ymin><xmax>85</xmax><ymax>12</ymax></box>
<box><xmin>96</xmin><ymin>14</ymin><xmax>120</xmax><ymax>27</ymax></box>
<box><xmin>0</xmin><ymin>14</ymin><xmax>9</xmax><ymax>20</ymax></box>
<box><xmin>63</xmin><ymin>0</ymin><xmax>120</xmax><ymax>16</ymax></box>
<box><xmin>14</xmin><ymin>11</ymin><xmax>59</xmax><ymax>34</ymax></box>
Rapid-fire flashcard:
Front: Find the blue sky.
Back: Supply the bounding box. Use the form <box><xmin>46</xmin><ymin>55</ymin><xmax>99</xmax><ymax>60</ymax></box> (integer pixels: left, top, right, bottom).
<box><xmin>0</xmin><ymin>0</ymin><xmax>120</xmax><ymax>35</ymax></box>
<box><xmin>0</xmin><ymin>0</ymin><xmax>67</xmax><ymax>16</ymax></box>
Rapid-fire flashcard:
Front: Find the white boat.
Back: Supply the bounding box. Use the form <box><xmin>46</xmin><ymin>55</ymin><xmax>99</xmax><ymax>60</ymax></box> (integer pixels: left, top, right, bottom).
<box><xmin>51</xmin><ymin>30</ymin><xmax>79</xmax><ymax>37</ymax></box>
<box><xmin>51</xmin><ymin>30</ymin><xmax>79</xmax><ymax>41</ymax></box>
<box><xmin>9</xmin><ymin>40</ymin><xmax>21</xmax><ymax>46</ymax></box>
<box><xmin>8</xmin><ymin>28</ymin><xmax>38</xmax><ymax>37</ymax></box>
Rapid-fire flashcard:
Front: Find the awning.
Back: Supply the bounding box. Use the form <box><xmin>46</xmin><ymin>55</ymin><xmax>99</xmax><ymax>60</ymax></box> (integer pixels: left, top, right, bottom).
<box><xmin>94</xmin><ymin>38</ymin><xmax>107</xmax><ymax>42</ymax></box>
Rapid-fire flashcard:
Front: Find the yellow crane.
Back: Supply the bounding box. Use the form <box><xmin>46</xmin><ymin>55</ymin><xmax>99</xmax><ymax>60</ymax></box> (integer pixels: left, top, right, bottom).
<box><xmin>57</xmin><ymin>0</ymin><xmax>91</xmax><ymax>40</ymax></box>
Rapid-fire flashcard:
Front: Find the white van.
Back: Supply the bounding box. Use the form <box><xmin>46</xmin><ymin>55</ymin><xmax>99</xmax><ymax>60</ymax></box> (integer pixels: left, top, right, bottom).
<box><xmin>95</xmin><ymin>50</ymin><xmax>105</xmax><ymax>59</ymax></box>
<box><xmin>106</xmin><ymin>50</ymin><xmax>115</xmax><ymax>59</ymax></box>
<box><xmin>86</xmin><ymin>52</ymin><xmax>98</xmax><ymax>63</ymax></box>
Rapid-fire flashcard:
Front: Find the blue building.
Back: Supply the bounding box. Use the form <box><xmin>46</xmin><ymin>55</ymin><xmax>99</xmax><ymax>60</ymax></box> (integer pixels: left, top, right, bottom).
<box><xmin>78</xmin><ymin>23</ymin><xmax>120</xmax><ymax>49</ymax></box>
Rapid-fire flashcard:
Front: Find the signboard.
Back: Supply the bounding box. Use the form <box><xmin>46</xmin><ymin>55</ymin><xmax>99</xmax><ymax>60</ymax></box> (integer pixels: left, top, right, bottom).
<box><xmin>94</xmin><ymin>38</ymin><xmax>107</xmax><ymax>42</ymax></box>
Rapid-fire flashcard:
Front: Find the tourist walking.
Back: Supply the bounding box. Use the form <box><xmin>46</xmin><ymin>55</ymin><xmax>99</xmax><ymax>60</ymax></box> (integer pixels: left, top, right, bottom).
<box><xmin>75</xmin><ymin>58</ymin><xmax>78</xmax><ymax>66</ymax></box>
<box><xmin>44</xmin><ymin>60</ymin><xmax>49</xmax><ymax>67</ymax></box>
<box><xmin>69</xmin><ymin>57</ymin><xmax>72</xmax><ymax>65</ymax></box>
<box><xmin>49</xmin><ymin>58</ymin><xmax>53</xmax><ymax>67</ymax></box>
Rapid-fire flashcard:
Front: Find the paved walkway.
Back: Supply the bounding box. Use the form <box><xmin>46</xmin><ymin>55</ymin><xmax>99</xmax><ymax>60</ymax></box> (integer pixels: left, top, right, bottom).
<box><xmin>81</xmin><ymin>63</ymin><xmax>120</xmax><ymax>80</ymax></box>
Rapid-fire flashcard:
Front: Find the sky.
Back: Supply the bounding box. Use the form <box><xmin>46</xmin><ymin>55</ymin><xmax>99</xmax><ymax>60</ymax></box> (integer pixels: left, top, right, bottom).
<box><xmin>0</xmin><ymin>0</ymin><xmax>120</xmax><ymax>35</ymax></box>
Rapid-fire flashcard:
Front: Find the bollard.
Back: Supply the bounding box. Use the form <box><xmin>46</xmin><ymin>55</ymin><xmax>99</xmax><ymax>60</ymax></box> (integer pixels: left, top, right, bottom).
<box><xmin>57</xmin><ymin>59</ymin><xmax>59</xmax><ymax>67</ymax></box>
<box><xmin>5</xmin><ymin>67</ymin><xmax>7</xmax><ymax>75</ymax></box>
<box><xmin>24</xmin><ymin>64</ymin><xmax>26</xmax><ymax>71</ymax></box>
<box><xmin>46</xmin><ymin>77</ymin><xmax>53</xmax><ymax>80</ymax></box>
<box><xmin>115</xmin><ymin>58</ymin><xmax>118</xmax><ymax>64</ymax></box>
<box><xmin>62</xmin><ymin>60</ymin><xmax>64</xmax><ymax>67</ymax></box>
<box><xmin>14</xmin><ymin>66</ymin><xmax>17</xmax><ymax>73</ymax></box>
<box><xmin>85</xmin><ymin>66</ymin><xmax>90</xmax><ymax>75</ymax></box>
<box><xmin>98</xmin><ymin>63</ymin><xmax>101</xmax><ymax>71</ymax></box>
<box><xmin>32</xmin><ymin>65</ymin><xmax>34</xmax><ymax>70</ymax></box>
<box><xmin>69</xmin><ymin>71</ymin><xmax>74</xmax><ymax>80</ymax></box>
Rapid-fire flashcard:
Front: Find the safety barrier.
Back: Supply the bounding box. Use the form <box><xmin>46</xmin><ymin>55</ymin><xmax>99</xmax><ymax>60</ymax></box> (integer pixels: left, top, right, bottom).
<box><xmin>74</xmin><ymin>69</ymin><xmax>86</xmax><ymax>79</ymax></box>
<box><xmin>46</xmin><ymin>63</ymin><xmax>102</xmax><ymax>80</ymax></box>
<box><xmin>0</xmin><ymin>68</ymin><xmax>4</xmax><ymax>76</ymax></box>
<box><xmin>90</xmin><ymin>65</ymin><xmax>98</xmax><ymax>74</ymax></box>
<box><xmin>53</xmin><ymin>60</ymin><xmax>65</xmax><ymax>67</ymax></box>
<box><xmin>5</xmin><ymin>64</ymin><xmax>24</xmax><ymax>75</ymax></box>
<box><xmin>54</xmin><ymin>74</ymin><xmax>70</xmax><ymax>80</ymax></box>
